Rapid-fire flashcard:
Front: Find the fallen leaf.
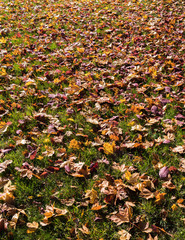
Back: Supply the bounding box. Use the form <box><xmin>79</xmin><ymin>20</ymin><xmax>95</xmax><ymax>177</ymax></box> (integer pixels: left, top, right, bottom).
<box><xmin>27</xmin><ymin>221</ymin><xmax>39</xmax><ymax>233</ymax></box>
<box><xmin>79</xmin><ymin>224</ymin><xmax>90</xmax><ymax>235</ymax></box>
<box><xmin>109</xmin><ymin>206</ymin><xmax>130</xmax><ymax>225</ymax></box>
<box><xmin>0</xmin><ymin>160</ymin><xmax>12</xmax><ymax>173</ymax></box>
<box><xmin>85</xmin><ymin>188</ymin><xmax>98</xmax><ymax>204</ymax></box>
<box><xmin>118</xmin><ymin>229</ymin><xmax>131</xmax><ymax>240</ymax></box>
<box><xmin>159</xmin><ymin>167</ymin><xmax>169</xmax><ymax>179</ymax></box>
<box><xmin>155</xmin><ymin>192</ymin><xmax>166</xmax><ymax>205</ymax></box>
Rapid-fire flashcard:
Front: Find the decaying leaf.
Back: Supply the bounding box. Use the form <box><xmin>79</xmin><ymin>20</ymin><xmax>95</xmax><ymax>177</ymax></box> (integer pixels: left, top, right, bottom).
<box><xmin>147</xmin><ymin>234</ymin><xmax>158</xmax><ymax>240</ymax></box>
<box><xmin>85</xmin><ymin>188</ymin><xmax>98</xmax><ymax>204</ymax></box>
<box><xmin>9</xmin><ymin>213</ymin><xmax>20</xmax><ymax>229</ymax></box>
<box><xmin>0</xmin><ymin>181</ymin><xmax>16</xmax><ymax>204</ymax></box>
<box><xmin>118</xmin><ymin>229</ymin><xmax>131</xmax><ymax>240</ymax></box>
<box><xmin>109</xmin><ymin>206</ymin><xmax>130</xmax><ymax>225</ymax></box>
<box><xmin>140</xmin><ymin>188</ymin><xmax>155</xmax><ymax>200</ymax></box>
<box><xmin>172</xmin><ymin>146</ymin><xmax>184</xmax><ymax>154</ymax></box>
<box><xmin>0</xmin><ymin>160</ymin><xmax>12</xmax><ymax>173</ymax></box>
<box><xmin>40</xmin><ymin>205</ymin><xmax>68</xmax><ymax>226</ymax></box>
<box><xmin>27</xmin><ymin>221</ymin><xmax>39</xmax><ymax>233</ymax></box>
<box><xmin>79</xmin><ymin>224</ymin><xmax>90</xmax><ymax>235</ymax></box>
<box><xmin>0</xmin><ymin>122</ymin><xmax>9</xmax><ymax>134</ymax></box>
<box><xmin>159</xmin><ymin>167</ymin><xmax>169</xmax><ymax>179</ymax></box>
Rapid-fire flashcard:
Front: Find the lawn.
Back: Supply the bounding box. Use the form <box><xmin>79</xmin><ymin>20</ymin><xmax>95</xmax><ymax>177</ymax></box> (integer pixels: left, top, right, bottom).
<box><xmin>0</xmin><ymin>0</ymin><xmax>185</xmax><ymax>239</ymax></box>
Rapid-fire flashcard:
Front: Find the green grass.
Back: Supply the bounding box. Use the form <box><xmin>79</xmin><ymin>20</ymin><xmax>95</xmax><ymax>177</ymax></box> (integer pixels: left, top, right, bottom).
<box><xmin>0</xmin><ymin>0</ymin><xmax>185</xmax><ymax>239</ymax></box>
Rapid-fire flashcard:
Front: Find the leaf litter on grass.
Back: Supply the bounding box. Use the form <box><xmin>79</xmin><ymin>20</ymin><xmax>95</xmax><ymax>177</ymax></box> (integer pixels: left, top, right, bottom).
<box><xmin>0</xmin><ymin>0</ymin><xmax>185</xmax><ymax>239</ymax></box>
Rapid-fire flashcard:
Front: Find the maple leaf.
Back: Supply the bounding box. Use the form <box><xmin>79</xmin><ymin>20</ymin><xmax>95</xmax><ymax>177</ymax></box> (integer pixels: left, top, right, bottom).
<box><xmin>69</xmin><ymin>139</ymin><xmax>80</xmax><ymax>149</ymax></box>
<box><xmin>103</xmin><ymin>141</ymin><xmax>116</xmax><ymax>155</ymax></box>
<box><xmin>155</xmin><ymin>192</ymin><xmax>166</xmax><ymax>205</ymax></box>
<box><xmin>140</xmin><ymin>188</ymin><xmax>155</xmax><ymax>200</ymax></box>
<box><xmin>85</xmin><ymin>188</ymin><xmax>98</xmax><ymax>204</ymax></box>
<box><xmin>109</xmin><ymin>206</ymin><xmax>131</xmax><ymax>225</ymax></box>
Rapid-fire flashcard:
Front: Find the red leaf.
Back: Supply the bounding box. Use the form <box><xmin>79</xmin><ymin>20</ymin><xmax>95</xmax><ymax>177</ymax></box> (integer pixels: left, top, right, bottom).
<box><xmin>30</xmin><ymin>150</ymin><xmax>37</xmax><ymax>160</ymax></box>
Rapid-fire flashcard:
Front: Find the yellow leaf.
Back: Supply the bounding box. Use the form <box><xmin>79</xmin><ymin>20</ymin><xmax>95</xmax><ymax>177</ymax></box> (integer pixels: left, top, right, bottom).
<box><xmin>44</xmin><ymin>211</ymin><xmax>53</xmax><ymax>219</ymax></box>
<box><xmin>37</xmin><ymin>155</ymin><xmax>44</xmax><ymax>160</ymax></box>
<box><xmin>67</xmin><ymin>118</ymin><xmax>75</xmax><ymax>122</ymax></box>
<box><xmin>103</xmin><ymin>141</ymin><xmax>115</xmax><ymax>155</ymax></box>
<box><xmin>0</xmin><ymin>68</ymin><xmax>7</xmax><ymax>76</ymax></box>
<box><xmin>0</xmin><ymin>37</ymin><xmax>6</xmax><ymax>43</ymax></box>
<box><xmin>54</xmin><ymin>78</ymin><xmax>61</xmax><ymax>84</ymax></box>
<box><xmin>125</xmin><ymin>170</ymin><xmax>132</xmax><ymax>182</ymax></box>
<box><xmin>27</xmin><ymin>221</ymin><xmax>39</xmax><ymax>233</ymax></box>
<box><xmin>69</xmin><ymin>139</ymin><xmax>80</xmax><ymax>149</ymax></box>
<box><xmin>43</xmin><ymin>138</ymin><xmax>50</xmax><ymax>143</ymax></box>
<box><xmin>171</xmin><ymin>204</ymin><xmax>178</xmax><ymax>211</ymax></box>
<box><xmin>85</xmin><ymin>188</ymin><xmax>98</xmax><ymax>204</ymax></box>
<box><xmin>120</xmin><ymin>99</ymin><xmax>126</xmax><ymax>103</ymax></box>
<box><xmin>25</xmin><ymin>80</ymin><xmax>36</xmax><ymax>86</ymax></box>
<box><xmin>127</xmin><ymin>121</ymin><xmax>135</xmax><ymax>126</ymax></box>
<box><xmin>77</xmin><ymin>47</ymin><xmax>85</xmax><ymax>53</ymax></box>
<box><xmin>155</xmin><ymin>192</ymin><xmax>166</xmax><ymax>205</ymax></box>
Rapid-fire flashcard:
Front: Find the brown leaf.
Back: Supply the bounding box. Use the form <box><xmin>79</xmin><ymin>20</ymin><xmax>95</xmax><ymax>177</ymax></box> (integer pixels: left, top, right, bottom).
<box><xmin>162</xmin><ymin>180</ymin><xmax>176</xmax><ymax>190</ymax></box>
<box><xmin>54</xmin><ymin>208</ymin><xmax>68</xmax><ymax>217</ymax></box>
<box><xmin>9</xmin><ymin>213</ymin><xmax>20</xmax><ymax>229</ymax></box>
<box><xmin>118</xmin><ymin>229</ymin><xmax>131</xmax><ymax>240</ymax></box>
<box><xmin>27</xmin><ymin>221</ymin><xmax>39</xmax><ymax>233</ymax></box>
<box><xmin>79</xmin><ymin>224</ymin><xmax>90</xmax><ymax>234</ymax></box>
<box><xmin>172</xmin><ymin>146</ymin><xmax>184</xmax><ymax>154</ymax></box>
<box><xmin>85</xmin><ymin>188</ymin><xmax>98</xmax><ymax>204</ymax></box>
<box><xmin>15</xmin><ymin>168</ymin><xmax>33</xmax><ymax>179</ymax></box>
<box><xmin>60</xmin><ymin>198</ymin><xmax>75</xmax><ymax>206</ymax></box>
<box><xmin>138</xmin><ymin>221</ymin><xmax>152</xmax><ymax>233</ymax></box>
<box><xmin>91</xmin><ymin>202</ymin><xmax>106</xmax><ymax>211</ymax></box>
<box><xmin>179</xmin><ymin>158</ymin><xmax>185</xmax><ymax>172</ymax></box>
<box><xmin>147</xmin><ymin>234</ymin><xmax>158</xmax><ymax>240</ymax></box>
<box><xmin>109</xmin><ymin>206</ymin><xmax>130</xmax><ymax>225</ymax></box>
<box><xmin>0</xmin><ymin>218</ymin><xmax>6</xmax><ymax>232</ymax></box>
<box><xmin>0</xmin><ymin>160</ymin><xmax>12</xmax><ymax>173</ymax></box>
<box><xmin>140</xmin><ymin>188</ymin><xmax>155</xmax><ymax>200</ymax></box>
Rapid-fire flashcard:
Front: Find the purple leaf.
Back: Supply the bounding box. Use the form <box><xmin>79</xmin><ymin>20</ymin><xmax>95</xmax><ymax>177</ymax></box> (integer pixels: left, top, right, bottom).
<box><xmin>159</xmin><ymin>166</ymin><xmax>169</xmax><ymax>179</ymax></box>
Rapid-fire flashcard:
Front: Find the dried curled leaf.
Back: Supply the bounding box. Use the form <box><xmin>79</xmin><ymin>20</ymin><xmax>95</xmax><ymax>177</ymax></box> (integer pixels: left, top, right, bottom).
<box><xmin>85</xmin><ymin>188</ymin><xmax>98</xmax><ymax>204</ymax></box>
<box><xmin>0</xmin><ymin>160</ymin><xmax>12</xmax><ymax>173</ymax></box>
<box><xmin>27</xmin><ymin>221</ymin><xmax>39</xmax><ymax>233</ymax></box>
<box><xmin>0</xmin><ymin>122</ymin><xmax>9</xmax><ymax>134</ymax></box>
<box><xmin>79</xmin><ymin>224</ymin><xmax>90</xmax><ymax>235</ymax></box>
<box><xmin>118</xmin><ymin>229</ymin><xmax>131</xmax><ymax>240</ymax></box>
<box><xmin>109</xmin><ymin>206</ymin><xmax>130</xmax><ymax>225</ymax></box>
